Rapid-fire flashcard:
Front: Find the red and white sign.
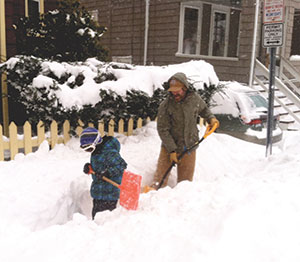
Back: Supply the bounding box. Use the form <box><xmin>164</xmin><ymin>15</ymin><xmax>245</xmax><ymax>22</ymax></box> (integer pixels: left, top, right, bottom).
<box><xmin>264</xmin><ymin>0</ymin><xmax>284</xmax><ymax>24</ymax></box>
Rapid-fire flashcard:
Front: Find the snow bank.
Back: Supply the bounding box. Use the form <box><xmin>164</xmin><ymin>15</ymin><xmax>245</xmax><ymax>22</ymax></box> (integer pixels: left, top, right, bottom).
<box><xmin>0</xmin><ymin>122</ymin><xmax>300</xmax><ymax>262</ymax></box>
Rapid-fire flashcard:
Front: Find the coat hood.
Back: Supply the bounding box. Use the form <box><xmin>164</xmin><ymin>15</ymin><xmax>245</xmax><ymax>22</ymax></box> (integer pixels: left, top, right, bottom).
<box><xmin>167</xmin><ymin>72</ymin><xmax>189</xmax><ymax>90</ymax></box>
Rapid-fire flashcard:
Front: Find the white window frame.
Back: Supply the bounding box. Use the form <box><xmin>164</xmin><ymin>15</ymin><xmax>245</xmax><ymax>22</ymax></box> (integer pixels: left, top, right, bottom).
<box><xmin>112</xmin><ymin>55</ymin><xmax>132</xmax><ymax>64</ymax></box>
<box><xmin>176</xmin><ymin>1</ymin><xmax>240</xmax><ymax>61</ymax></box>
<box><xmin>89</xmin><ymin>10</ymin><xmax>99</xmax><ymax>22</ymax></box>
<box><xmin>178</xmin><ymin>4</ymin><xmax>202</xmax><ymax>55</ymax></box>
<box><xmin>25</xmin><ymin>0</ymin><xmax>41</xmax><ymax>17</ymax></box>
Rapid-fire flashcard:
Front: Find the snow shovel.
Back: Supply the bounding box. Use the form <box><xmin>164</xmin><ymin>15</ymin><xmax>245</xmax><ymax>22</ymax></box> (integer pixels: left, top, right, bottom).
<box><xmin>89</xmin><ymin>169</ymin><xmax>142</xmax><ymax>210</ymax></box>
<box><xmin>142</xmin><ymin>122</ymin><xmax>218</xmax><ymax>193</ymax></box>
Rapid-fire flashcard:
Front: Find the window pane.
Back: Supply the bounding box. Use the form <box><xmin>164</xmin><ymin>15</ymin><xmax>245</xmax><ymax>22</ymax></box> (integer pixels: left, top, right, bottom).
<box><xmin>228</xmin><ymin>9</ymin><xmax>240</xmax><ymax>57</ymax></box>
<box><xmin>200</xmin><ymin>4</ymin><xmax>211</xmax><ymax>56</ymax></box>
<box><xmin>291</xmin><ymin>9</ymin><xmax>300</xmax><ymax>55</ymax></box>
<box><xmin>248</xmin><ymin>94</ymin><xmax>268</xmax><ymax>108</ymax></box>
<box><xmin>212</xmin><ymin>12</ymin><xmax>226</xmax><ymax>56</ymax></box>
<box><xmin>28</xmin><ymin>0</ymin><xmax>39</xmax><ymax>18</ymax></box>
<box><xmin>89</xmin><ymin>10</ymin><xmax>99</xmax><ymax>22</ymax></box>
<box><xmin>183</xmin><ymin>8</ymin><xmax>199</xmax><ymax>55</ymax></box>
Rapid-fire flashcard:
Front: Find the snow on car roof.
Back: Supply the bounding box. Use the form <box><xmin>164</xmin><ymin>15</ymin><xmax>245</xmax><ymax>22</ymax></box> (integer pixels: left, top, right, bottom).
<box><xmin>211</xmin><ymin>81</ymin><xmax>268</xmax><ymax>122</ymax></box>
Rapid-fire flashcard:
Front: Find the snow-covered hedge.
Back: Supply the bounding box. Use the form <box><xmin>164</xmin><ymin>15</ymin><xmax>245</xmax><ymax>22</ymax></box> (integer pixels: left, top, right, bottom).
<box><xmin>0</xmin><ymin>56</ymin><xmax>220</xmax><ymax>132</ymax></box>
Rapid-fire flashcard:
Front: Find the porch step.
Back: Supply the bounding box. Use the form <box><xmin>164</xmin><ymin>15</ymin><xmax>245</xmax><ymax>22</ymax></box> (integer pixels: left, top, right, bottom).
<box><xmin>253</xmin><ymin>83</ymin><xmax>300</xmax><ymax>131</ymax></box>
<box><xmin>278</xmin><ymin>112</ymin><xmax>300</xmax><ymax>130</ymax></box>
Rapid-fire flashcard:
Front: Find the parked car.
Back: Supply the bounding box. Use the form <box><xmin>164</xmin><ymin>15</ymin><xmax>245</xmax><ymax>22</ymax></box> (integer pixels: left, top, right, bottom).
<box><xmin>210</xmin><ymin>82</ymin><xmax>283</xmax><ymax>145</ymax></box>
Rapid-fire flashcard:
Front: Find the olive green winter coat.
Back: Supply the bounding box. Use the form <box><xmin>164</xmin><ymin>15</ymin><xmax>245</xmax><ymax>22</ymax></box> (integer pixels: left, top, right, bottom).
<box><xmin>157</xmin><ymin>72</ymin><xmax>215</xmax><ymax>153</ymax></box>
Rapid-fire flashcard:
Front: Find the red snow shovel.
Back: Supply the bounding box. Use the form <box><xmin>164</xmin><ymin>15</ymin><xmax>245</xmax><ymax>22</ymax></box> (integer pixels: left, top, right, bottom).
<box><xmin>89</xmin><ymin>169</ymin><xmax>142</xmax><ymax>210</ymax></box>
<box><xmin>142</xmin><ymin>122</ymin><xmax>218</xmax><ymax>193</ymax></box>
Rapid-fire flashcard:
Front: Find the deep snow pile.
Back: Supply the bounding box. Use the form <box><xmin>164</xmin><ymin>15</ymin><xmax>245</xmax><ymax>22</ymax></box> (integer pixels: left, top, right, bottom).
<box><xmin>0</xmin><ymin>122</ymin><xmax>300</xmax><ymax>262</ymax></box>
<box><xmin>1</xmin><ymin>58</ymin><xmax>219</xmax><ymax>109</ymax></box>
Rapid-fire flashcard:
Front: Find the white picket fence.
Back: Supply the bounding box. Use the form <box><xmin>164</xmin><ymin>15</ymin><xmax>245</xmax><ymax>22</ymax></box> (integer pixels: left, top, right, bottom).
<box><xmin>0</xmin><ymin>117</ymin><xmax>205</xmax><ymax>161</ymax></box>
<box><xmin>0</xmin><ymin>118</ymin><xmax>146</xmax><ymax>161</ymax></box>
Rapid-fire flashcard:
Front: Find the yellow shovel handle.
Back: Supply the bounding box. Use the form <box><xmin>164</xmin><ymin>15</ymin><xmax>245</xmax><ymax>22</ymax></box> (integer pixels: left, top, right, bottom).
<box><xmin>203</xmin><ymin>122</ymin><xmax>218</xmax><ymax>138</ymax></box>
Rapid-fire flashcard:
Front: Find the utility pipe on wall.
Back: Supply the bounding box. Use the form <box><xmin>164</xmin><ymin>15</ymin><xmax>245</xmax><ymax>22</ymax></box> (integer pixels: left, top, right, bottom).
<box><xmin>143</xmin><ymin>0</ymin><xmax>150</xmax><ymax>65</ymax></box>
<box><xmin>249</xmin><ymin>0</ymin><xmax>260</xmax><ymax>87</ymax></box>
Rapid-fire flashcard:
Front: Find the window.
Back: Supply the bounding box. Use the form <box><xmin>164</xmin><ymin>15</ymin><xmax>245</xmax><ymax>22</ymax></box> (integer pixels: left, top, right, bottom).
<box><xmin>27</xmin><ymin>0</ymin><xmax>40</xmax><ymax>18</ymax></box>
<box><xmin>183</xmin><ymin>7</ymin><xmax>200</xmax><ymax>55</ymax></box>
<box><xmin>178</xmin><ymin>1</ymin><xmax>241</xmax><ymax>59</ymax></box>
<box><xmin>211</xmin><ymin>10</ymin><xmax>228</xmax><ymax>56</ymax></box>
<box><xmin>112</xmin><ymin>56</ymin><xmax>132</xmax><ymax>64</ymax></box>
<box><xmin>89</xmin><ymin>10</ymin><xmax>99</xmax><ymax>22</ymax></box>
<box><xmin>291</xmin><ymin>9</ymin><xmax>300</xmax><ymax>56</ymax></box>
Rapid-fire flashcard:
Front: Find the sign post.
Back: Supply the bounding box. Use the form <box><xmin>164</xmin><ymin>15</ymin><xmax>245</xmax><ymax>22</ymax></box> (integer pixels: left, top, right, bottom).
<box><xmin>265</xmin><ymin>48</ymin><xmax>276</xmax><ymax>157</ymax></box>
<box><xmin>263</xmin><ymin>0</ymin><xmax>284</xmax><ymax>157</ymax></box>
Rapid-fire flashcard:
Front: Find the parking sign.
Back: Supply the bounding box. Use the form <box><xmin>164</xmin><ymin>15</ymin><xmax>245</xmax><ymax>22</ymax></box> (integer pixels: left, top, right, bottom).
<box><xmin>263</xmin><ymin>23</ymin><xmax>283</xmax><ymax>47</ymax></box>
<box><xmin>264</xmin><ymin>0</ymin><xmax>284</xmax><ymax>24</ymax></box>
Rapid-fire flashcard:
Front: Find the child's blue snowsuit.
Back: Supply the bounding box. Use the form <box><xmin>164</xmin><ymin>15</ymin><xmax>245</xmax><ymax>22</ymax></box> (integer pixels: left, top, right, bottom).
<box><xmin>90</xmin><ymin>136</ymin><xmax>127</xmax><ymax>201</ymax></box>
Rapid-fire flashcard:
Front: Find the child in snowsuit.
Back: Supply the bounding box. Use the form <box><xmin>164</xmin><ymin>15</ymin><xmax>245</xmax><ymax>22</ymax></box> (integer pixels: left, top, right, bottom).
<box><xmin>80</xmin><ymin>127</ymin><xmax>127</xmax><ymax>219</ymax></box>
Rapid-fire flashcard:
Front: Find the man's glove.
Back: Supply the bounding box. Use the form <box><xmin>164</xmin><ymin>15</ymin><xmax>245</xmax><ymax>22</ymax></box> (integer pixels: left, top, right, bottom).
<box><xmin>209</xmin><ymin>117</ymin><xmax>220</xmax><ymax>129</ymax></box>
<box><xmin>170</xmin><ymin>151</ymin><xmax>178</xmax><ymax>163</ymax></box>
<box><xmin>83</xmin><ymin>163</ymin><xmax>92</xmax><ymax>174</ymax></box>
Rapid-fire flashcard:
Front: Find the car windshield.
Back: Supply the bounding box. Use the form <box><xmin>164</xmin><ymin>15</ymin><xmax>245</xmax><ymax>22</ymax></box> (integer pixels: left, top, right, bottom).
<box><xmin>247</xmin><ymin>94</ymin><xmax>268</xmax><ymax>108</ymax></box>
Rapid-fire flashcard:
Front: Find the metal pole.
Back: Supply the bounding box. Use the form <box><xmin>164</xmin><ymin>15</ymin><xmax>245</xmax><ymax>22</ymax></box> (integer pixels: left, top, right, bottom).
<box><xmin>143</xmin><ymin>0</ymin><xmax>150</xmax><ymax>65</ymax></box>
<box><xmin>266</xmin><ymin>47</ymin><xmax>276</xmax><ymax>157</ymax></box>
<box><xmin>249</xmin><ymin>0</ymin><xmax>260</xmax><ymax>88</ymax></box>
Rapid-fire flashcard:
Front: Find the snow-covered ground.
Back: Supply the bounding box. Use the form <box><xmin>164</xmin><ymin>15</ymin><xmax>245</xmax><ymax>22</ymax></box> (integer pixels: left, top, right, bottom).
<box><xmin>0</xmin><ymin>121</ymin><xmax>300</xmax><ymax>262</ymax></box>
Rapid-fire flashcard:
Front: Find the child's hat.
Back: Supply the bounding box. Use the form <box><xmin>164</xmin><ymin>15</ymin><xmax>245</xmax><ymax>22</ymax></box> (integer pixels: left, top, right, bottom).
<box><xmin>80</xmin><ymin>127</ymin><xmax>102</xmax><ymax>151</ymax></box>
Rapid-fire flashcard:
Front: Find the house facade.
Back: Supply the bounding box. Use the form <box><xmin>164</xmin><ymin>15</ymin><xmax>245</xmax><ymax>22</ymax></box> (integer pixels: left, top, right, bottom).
<box><xmin>1</xmin><ymin>0</ymin><xmax>57</xmax><ymax>60</ymax></box>
<box><xmin>0</xmin><ymin>0</ymin><xmax>58</xmax><ymax>130</ymax></box>
<box><xmin>1</xmin><ymin>0</ymin><xmax>300</xmax><ymax>131</ymax></box>
<box><xmin>80</xmin><ymin>0</ymin><xmax>300</xmax><ymax>83</ymax></box>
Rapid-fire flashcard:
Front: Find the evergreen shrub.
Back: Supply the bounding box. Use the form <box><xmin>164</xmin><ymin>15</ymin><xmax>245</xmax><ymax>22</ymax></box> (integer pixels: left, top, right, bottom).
<box><xmin>0</xmin><ymin>56</ymin><xmax>222</xmax><ymax>134</ymax></box>
<box><xmin>14</xmin><ymin>0</ymin><xmax>108</xmax><ymax>62</ymax></box>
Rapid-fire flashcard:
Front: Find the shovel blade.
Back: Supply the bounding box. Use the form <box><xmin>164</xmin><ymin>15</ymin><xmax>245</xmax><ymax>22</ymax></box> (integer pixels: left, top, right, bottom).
<box><xmin>119</xmin><ymin>170</ymin><xmax>142</xmax><ymax>210</ymax></box>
